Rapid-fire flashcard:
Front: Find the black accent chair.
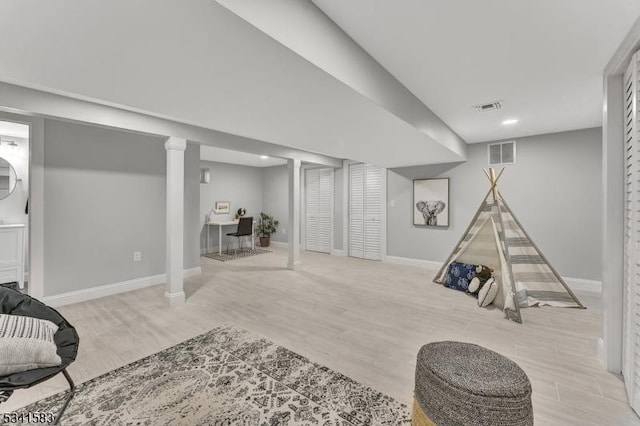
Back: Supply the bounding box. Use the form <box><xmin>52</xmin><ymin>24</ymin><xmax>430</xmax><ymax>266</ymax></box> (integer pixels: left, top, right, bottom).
<box><xmin>0</xmin><ymin>287</ymin><xmax>79</xmax><ymax>425</ymax></box>
<box><xmin>226</xmin><ymin>216</ymin><xmax>253</xmax><ymax>254</ymax></box>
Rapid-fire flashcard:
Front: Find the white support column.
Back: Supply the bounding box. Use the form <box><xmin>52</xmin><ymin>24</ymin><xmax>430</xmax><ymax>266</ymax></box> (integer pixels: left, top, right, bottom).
<box><xmin>288</xmin><ymin>158</ymin><xmax>301</xmax><ymax>270</ymax></box>
<box><xmin>164</xmin><ymin>137</ymin><xmax>187</xmax><ymax>306</ymax></box>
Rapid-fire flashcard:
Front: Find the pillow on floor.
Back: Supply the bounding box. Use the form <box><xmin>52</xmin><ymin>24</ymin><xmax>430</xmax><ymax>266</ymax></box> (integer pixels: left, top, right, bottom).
<box><xmin>443</xmin><ymin>261</ymin><xmax>477</xmax><ymax>292</ymax></box>
<box><xmin>0</xmin><ymin>314</ymin><xmax>62</xmax><ymax>375</ymax></box>
<box><xmin>478</xmin><ymin>277</ymin><xmax>499</xmax><ymax>307</ymax></box>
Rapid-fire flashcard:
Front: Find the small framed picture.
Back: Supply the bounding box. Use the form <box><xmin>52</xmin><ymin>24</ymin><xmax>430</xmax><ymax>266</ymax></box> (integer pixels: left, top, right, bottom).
<box><xmin>413</xmin><ymin>178</ymin><xmax>449</xmax><ymax>227</ymax></box>
<box><xmin>214</xmin><ymin>201</ymin><xmax>230</xmax><ymax>214</ymax></box>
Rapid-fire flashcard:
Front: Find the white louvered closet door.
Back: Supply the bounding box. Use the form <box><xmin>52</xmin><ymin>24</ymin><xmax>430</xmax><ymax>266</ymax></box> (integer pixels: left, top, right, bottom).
<box><xmin>305</xmin><ymin>169</ymin><xmax>320</xmax><ymax>252</ymax></box>
<box><xmin>623</xmin><ymin>51</ymin><xmax>640</xmax><ymax>413</ymax></box>
<box><xmin>305</xmin><ymin>168</ymin><xmax>333</xmax><ymax>253</ymax></box>
<box><xmin>317</xmin><ymin>168</ymin><xmax>333</xmax><ymax>253</ymax></box>
<box><xmin>349</xmin><ymin>163</ymin><xmax>384</xmax><ymax>260</ymax></box>
<box><xmin>364</xmin><ymin>165</ymin><xmax>383</xmax><ymax>260</ymax></box>
<box><xmin>349</xmin><ymin>164</ymin><xmax>365</xmax><ymax>258</ymax></box>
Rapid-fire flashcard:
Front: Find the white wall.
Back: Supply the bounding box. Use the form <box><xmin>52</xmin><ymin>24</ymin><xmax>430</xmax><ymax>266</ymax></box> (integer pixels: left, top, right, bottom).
<box><xmin>43</xmin><ymin>119</ymin><xmax>200</xmax><ymax>297</ymax></box>
<box><xmin>200</xmin><ymin>161</ymin><xmax>264</xmax><ymax>252</ymax></box>
<box><xmin>0</xmin><ymin>135</ymin><xmax>28</xmax><ymax>224</ymax></box>
<box><xmin>387</xmin><ymin>127</ymin><xmax>603</xmax><ymax>281</ymax></box>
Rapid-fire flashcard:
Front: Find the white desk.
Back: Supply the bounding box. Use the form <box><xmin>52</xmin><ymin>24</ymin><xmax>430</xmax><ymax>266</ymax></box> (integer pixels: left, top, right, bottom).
<box><xmin>206</xmin><ymin>220</ymin><xmax>255</xmax><ymax>255</ymax></box>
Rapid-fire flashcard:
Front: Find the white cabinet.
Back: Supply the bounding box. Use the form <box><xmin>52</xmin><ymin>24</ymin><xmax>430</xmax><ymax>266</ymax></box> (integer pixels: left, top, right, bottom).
<box><xmin>0</xmin><ymin>224</ymin><xmax>25</xmax><ymax>289</ymax></box>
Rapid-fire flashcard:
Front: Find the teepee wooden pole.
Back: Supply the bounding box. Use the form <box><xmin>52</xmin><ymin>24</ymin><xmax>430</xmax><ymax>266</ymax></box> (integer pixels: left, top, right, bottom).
<box><xmin>497</xmin><ymin>191</ymin><xmax>586</xmax><ymax>309</ymax></box>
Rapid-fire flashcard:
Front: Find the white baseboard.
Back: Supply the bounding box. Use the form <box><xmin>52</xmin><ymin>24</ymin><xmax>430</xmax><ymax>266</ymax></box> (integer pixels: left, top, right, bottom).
<box><xmin>330</xmin><ymin>249</ymin><xmax>346</xmax><ymax>257</ymax></box>
<box><xmin>267</xmin><ymin>241</ymin><xmax>288</xmax><ymax>248</ymax></box>
<box><xmin>43</xmin><ymin>266</ymin><xmax>202</xmax><ymax>308</ymax></box>
<box><xmin>385</xmin><ymin>256</ymin><xmax>443</xmax><ymax>269</ymax></box>
<box><xmin>184</xmin><ymin>266</ymin><xmax>202</xmax><ymax>278</ymax></box>
<box><xmin>563</xmin><ymin>277</ymin><xmax>602</xmax><ymax>294</ymax></box>
<box><xmin>384</xmin><ymin>256</ymin><xmax>602</xmax><ymax>294</ymax></box>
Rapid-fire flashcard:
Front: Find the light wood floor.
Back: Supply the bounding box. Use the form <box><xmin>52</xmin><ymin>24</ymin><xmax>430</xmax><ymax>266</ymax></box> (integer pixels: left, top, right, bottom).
<box><xmin>4</xmin><ymin>247</ymin><xmax>640</xmax><ymax>425</ymax></box>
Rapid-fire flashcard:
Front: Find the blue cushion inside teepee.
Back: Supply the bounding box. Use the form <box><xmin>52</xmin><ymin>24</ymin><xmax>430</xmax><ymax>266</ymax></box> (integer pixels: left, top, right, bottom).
<box><xmin>443</xmin><ymin>261</ymin><xmax>477</xmax><ymax>292</ymax></box>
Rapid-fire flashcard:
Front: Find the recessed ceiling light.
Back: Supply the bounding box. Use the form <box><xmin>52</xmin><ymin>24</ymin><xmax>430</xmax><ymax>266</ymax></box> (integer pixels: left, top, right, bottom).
<box><xmin>260</xmin><ymin>155</ymin><xmax>269</xmax><ymax>160</ymax></box>
<box><xmin>502</xmin><ymin>119</ymin><xmax>518</xmax><ymax>125</ymax></box>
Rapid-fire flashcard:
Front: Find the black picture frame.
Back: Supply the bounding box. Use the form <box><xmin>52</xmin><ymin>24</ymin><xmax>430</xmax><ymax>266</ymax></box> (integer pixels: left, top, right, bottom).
<box><xmin>413</xmin><ymin>178</ymin><xmax>450</xmax><ymax>227</ymax></box>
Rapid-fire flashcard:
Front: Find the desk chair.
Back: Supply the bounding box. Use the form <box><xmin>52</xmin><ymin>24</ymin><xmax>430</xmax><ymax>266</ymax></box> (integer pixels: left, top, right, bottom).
<box><xmin>226</xmin><ymin>216</ymin><xmax>253</xmax><ymax>254</ymax></box>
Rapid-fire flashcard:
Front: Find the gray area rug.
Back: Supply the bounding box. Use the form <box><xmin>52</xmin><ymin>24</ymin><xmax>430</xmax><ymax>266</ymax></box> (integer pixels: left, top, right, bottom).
<box><xmin>15</xmin><ymin>325</ymin><xmax>410</xmax><ymax>425</ymax></box>
<box><xmin>204</xmin><ymin>247</ymin><xmax>272</xmax><ymax>262</ymax></box>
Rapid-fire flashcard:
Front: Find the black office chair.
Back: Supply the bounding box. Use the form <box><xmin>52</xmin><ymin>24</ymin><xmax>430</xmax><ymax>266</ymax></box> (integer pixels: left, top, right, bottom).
<box><xmin>0</xmin><ymin>286</ymin><xmax>79</xmax><ymax>425</ymax></box>
<box><xmin>226</xmin><ymin>216</ymin><xmax>253</xmax><ymax>254</ymax></box>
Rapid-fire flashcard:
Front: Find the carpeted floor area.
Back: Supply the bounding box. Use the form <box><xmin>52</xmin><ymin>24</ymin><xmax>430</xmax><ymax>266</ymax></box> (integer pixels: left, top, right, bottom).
<box><xmin>204</xmin><ymin>247</ymin><xmax>272</xmax><ymax>262</ymax></box>
<box><xmin>17</xmin><ymin>324</ymin><xmax>410</xmax><ymax>425</ymax></box>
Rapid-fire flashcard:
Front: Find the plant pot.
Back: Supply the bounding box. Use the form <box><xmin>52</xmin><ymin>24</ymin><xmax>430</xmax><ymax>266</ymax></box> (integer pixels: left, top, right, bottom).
<box><xmin>259</xmin><ymin>236</ymin><xmax>270</xmax><ymax>247</ymax></box>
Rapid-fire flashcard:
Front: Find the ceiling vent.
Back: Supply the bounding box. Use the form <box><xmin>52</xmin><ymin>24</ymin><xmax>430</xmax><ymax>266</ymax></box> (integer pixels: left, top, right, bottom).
<box><xmin>474</xmin><ymin>101</ymin><xmax>502</xmax><ymax>113</ymax></box>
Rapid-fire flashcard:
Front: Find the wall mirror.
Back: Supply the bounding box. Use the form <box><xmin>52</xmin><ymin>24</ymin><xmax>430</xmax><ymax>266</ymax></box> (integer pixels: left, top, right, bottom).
<box><xmin>0</xmin><ymin>156</ymin><xmax>18</xmax><ymax>200</ymax></box>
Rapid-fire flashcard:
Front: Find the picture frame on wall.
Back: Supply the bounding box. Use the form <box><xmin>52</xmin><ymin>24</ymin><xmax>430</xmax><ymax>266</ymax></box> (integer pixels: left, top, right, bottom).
<box><xmin>214</xmin><ymin>201</ymin><xmax>231</xmax><ymax>214</ymax></box>
<box><xmin>413</xmin><ymin>178</ymin><xmax>449</xmax><ymax>227</ymax></box>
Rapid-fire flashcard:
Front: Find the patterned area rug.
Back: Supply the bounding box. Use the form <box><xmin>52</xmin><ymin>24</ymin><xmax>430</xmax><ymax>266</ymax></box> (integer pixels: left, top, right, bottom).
<box><xmin>204</xmin><ymin>247</ymin><xmax>272</xmax><ymax>262</ymax></box>
<box><xmin>16</xmin><ymin>325</ymin><xmax>410</xmax><ymax>425</ymax></box>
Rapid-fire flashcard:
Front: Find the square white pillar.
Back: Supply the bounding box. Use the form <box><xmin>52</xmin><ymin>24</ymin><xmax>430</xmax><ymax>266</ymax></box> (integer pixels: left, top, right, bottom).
<box><xmin>288</xmin><ymin>158</ymin><xmax>301</xmax><ymax>270</ymax></box>
<box><xmin>165</xmin><ymin>137</ymin><xmax>187</xmax><ymax>305</ymax></box>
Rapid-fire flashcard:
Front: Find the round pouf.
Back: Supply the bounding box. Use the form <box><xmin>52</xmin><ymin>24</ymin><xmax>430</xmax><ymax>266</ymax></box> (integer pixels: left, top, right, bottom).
<box><xmin>413</xmin><ymin>341</ymin><xmax>533</xmax><ymax>426</ymax></box>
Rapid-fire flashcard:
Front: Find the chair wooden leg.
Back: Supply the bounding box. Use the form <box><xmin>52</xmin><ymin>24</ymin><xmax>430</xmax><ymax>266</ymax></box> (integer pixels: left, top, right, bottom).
<box><xmin>53</xmin><ymin>369</ymin><xmax>75</xmax><ymax>425</ymax></box>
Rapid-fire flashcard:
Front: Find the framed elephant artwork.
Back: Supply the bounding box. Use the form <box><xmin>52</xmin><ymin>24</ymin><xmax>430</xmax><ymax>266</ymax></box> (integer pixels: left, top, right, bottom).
<box><xmin>413</xmin><ymin>178</ymin><xmax>449</xmax><ymax>227</ymax></box>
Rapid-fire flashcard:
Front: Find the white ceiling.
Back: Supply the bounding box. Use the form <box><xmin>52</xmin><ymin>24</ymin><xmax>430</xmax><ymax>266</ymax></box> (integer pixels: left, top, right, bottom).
<box><xmin>313</xmin><ymin>0</ymin><xmax>640</xmax><ymax>143</ymax></box>
<box><xmin>0</xmin><ymin>121</ymin><xmax>29</xmax><ymax>139</ymax></box>
<box><xmin>0</xmin><ymin>0</ymin><xmax>463</xmax><ymax>168</ymax></box>
<box><xmin>200</xmin><ymin>145</ymin><xmax>286</xmax><ymax>167</ymax></box>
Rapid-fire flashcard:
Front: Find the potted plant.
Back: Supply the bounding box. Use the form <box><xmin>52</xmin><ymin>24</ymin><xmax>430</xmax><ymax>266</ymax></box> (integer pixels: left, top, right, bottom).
<box><xmin>256</xmin><ymin>212</ymin><xmax>279</xmax><ymax>247</ymax></box>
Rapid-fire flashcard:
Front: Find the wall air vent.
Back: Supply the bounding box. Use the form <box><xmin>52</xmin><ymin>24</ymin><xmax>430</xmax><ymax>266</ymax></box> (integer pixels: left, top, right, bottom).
<box><xmin>474</xmin><ymin>101</ymin><xmax>502</xmax><ymax>112</ymax></box>
<box><xmin>488</xmin><ymin>141</ymin><xmax>516</xmax><ymax>166</ymax></box>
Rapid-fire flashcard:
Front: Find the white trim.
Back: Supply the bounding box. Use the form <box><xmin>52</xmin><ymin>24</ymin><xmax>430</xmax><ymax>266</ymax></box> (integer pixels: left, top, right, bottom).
<box><xmin>164</xmin><ymin>290</ymin><xmax>186</xmax><ymax>306</ymax></box>
<box><xmin>330</xmin><ymin>249</ymin><xmax>346</xmax><ymax>257</ymax></box>
<box><xmin>267</xmin><ymin>240</ymin><xmax>288</xmax><ymax>248</ymax></box>
<box><xmin>0</xmin><ymin>112</ymin><xmax>44</xmax><ymax>300</ymax></box>
<box><xmin>384</xmin><ymin>256</ymin><xmax>443</xmax><ymax>270</ymax></box>
<box><xmin>384</xmin><ymin>255</ymin><xmax>602</xmax><ymax>293</ymax></box>
<box><xmin>184</xmin><ymin>266</ymin><xmax>202</xmax><ymax>278</ymax></box>
<box><xmin>601</xmin><ymin>17</ymin><xmax>640</xmax><ymax>375</ymax></box>
<box><xmin>563</xmin><ymin>277</ymin><xmax>602</xmax><ymax>294</ymax></box>
<box><xmin>42</xmin><ymin>267</ymin><xmax>202</xmax><ymax>308</ymax></box>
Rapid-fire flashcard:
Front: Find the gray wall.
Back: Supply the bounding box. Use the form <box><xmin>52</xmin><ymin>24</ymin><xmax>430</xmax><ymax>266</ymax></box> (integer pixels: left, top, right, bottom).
<box><xmin>387</xmin><ymin>127</ymin><xmax>603</xmax><ymax>281</ymax></box>
<box><xmin>260</xmin><ymin>165</ymin><xmax>289</xmax><ymax>243</ymax></box>
<box><xmin>200</xmin><ymin>161</ymin><xmax>264</xmax><ymax>251</ymax></box>
<box><xmin>43</xmin><ymin>120</ymin><xmax>199</xmax><ymax>296</ymax></box>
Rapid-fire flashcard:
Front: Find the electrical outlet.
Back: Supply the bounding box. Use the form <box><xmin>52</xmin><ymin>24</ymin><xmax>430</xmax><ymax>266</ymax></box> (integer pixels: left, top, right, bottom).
<box><xmin>133</xmin><ymin>251</ymin><xmax>142</xmax><ymax>262</ymax></box>
<box><xmin>390</xmin><ymin>200</ymin><xmax>395</xmax><ymax>207</ymax></box>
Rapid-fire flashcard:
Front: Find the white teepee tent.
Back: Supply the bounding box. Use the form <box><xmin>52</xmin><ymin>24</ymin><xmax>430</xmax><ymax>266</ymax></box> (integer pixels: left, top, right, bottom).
<box><xmin>434</xmin><ymin>168</ymin><xmax>585</xmax><ymax>323</ymax></box>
